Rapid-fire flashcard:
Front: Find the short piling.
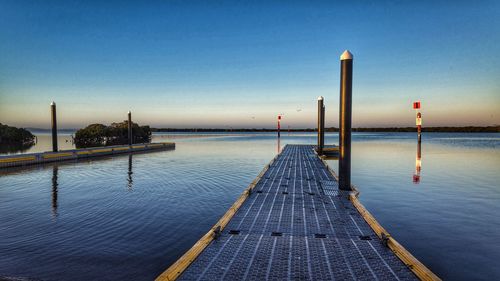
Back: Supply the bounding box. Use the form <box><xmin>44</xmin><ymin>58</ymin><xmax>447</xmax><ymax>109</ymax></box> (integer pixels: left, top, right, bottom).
<box><xmin>51</xmin><ymin>102</ymin><xmax>58</xmax><ymax>152</ymax></box>
<box><xmin>417</xmin><ymin>112</ymin><xmax>422</xmax><ymax>142</ymax></box>
<box><xmin>339</xmin><ymin>50</ymin><xmax>353</xmax><ymax>191</ymax></box>
<box><xmin>128</xmin><ymin>111</ymin><xmax>132</xmax><ymax>145</ymax></box>
<box><xmin>277</xmin><ymin>115</ymin><xmax>281</xmax><ymax>138</ymax></box>
<box><xmin>413</xmin><ymin>101</ymin><xmax>422</xmax><ymax>142</ymax></box>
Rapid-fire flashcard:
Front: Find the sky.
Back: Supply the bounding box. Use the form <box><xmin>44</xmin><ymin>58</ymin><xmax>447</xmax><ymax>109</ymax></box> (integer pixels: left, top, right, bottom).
<box><xmin>1</xmin><ymin>0</ymin><xmax>499</xmax><ymax>129</ymax></box>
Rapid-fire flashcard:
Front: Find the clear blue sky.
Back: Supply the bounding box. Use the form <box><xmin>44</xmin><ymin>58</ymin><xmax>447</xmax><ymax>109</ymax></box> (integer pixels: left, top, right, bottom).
<box><xmin>1</xmin><ymin>0</ymin><xmax>499</xmax><ymax>129</ymax></box>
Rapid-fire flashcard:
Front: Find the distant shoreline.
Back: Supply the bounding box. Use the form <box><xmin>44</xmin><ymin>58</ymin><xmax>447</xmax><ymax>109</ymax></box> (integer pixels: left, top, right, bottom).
<box><xmin>26</xmin><ymin>126</ymin><xmax>499</xmax><ymax>134</ymax></box>
<box><xmin>152</xmin><ymin>126</ymin><xmax>499</xmax><ymax>133</ymax></box>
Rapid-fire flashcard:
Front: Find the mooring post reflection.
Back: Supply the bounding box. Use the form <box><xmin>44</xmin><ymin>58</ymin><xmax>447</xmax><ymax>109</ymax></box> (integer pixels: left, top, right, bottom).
<box><xmin>277</xmin><ymin>136</ymin><xmax>281</xmax><ymax>154</ymax></box>
<box><xmin>127</xmin><ymin>154</ymin><xmax>133</xmax><ymax>190</ymax></box>
<box><xmin>413</xmin><ymin>140</ymin><xmax>422</xmax><ymax>184</ymax></box>
<box><xmin>51</xmin><ymin>166</ymin><xmax>58</xmax><ymax>217</ymax></box>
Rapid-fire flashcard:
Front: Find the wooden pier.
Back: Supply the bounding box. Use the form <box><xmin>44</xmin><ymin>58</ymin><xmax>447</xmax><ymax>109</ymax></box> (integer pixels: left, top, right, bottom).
<box><xmin>157</xmin><ymin>144</ymin><xmax>439</xmax><ymax>281</ymax></box>
<box><xmin>0</xmin><ymin>142</ymin><xmax>175</xmax><ymax>169</ymax></box>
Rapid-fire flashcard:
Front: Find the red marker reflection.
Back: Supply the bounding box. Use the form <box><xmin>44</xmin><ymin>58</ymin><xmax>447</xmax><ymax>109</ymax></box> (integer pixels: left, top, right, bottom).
<box><xmin>413</xmin><ymin>140</ymin><xmax>422</xmax><ymax>184</ymax></box>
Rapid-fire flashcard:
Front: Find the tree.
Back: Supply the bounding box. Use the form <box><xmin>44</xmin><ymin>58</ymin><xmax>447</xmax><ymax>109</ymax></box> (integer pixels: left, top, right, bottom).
<box><xmin>74</xmin><ymin>121</ymin><xmax>151</xmax><ymax>148</ymax></box>
<box><xmin>0</xmin><ymin>123</ymin><xmax>35</xmax><ymax>145</ymax></box>
<box><xmin>74</xmin><ymin>123</ymin><xmax>107</xmax><ymax>147</ymax></box>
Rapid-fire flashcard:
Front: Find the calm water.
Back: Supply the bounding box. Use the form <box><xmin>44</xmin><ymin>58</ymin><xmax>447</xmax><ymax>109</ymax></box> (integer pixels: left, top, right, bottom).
<box><xmin>0</xmin><ymin>132</ymin><xmax>499</xmax><ymax>280</ymax></box>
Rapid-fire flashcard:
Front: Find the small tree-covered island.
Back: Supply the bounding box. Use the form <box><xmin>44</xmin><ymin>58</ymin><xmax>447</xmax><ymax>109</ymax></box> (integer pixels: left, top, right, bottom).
<box><xmin>0</xmin><ymin>123</ymin><xmax>36</xmax><ymax>144</ymax></box>
<box><xmin>0</xmin><ymin>123</ymin><xmax>36</xmax><ymax>153</ymax></box>
<box><xmin>74</xmin><ymin>121</ymin><xmax>151</xmax><ymax>148</ymax></box>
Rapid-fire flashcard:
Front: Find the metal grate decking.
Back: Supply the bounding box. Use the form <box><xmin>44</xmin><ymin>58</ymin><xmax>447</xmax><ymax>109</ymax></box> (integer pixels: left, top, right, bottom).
<box><xmin>177</xmin><ymin>145</ymin><xmax>417</xmax><ymax>281</ymax></box>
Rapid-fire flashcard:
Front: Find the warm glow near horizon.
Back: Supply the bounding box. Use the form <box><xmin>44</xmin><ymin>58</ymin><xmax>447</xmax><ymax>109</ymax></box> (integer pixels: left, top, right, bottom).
<box><xmin>1</xmin><ymin>1</ymin><xmax>499</xmax><ymax>129</ymax></box>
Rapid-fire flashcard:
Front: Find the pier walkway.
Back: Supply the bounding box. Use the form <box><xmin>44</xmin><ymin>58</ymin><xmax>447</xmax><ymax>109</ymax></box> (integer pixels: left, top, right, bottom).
<box><xmin>0</xmin><ymin>143</ymin><xmax>175</xmax><ymax>169</ymax></box>
<box><xmin>158</xmin><ymin>145</ymin><xmax>435</xmax><ymax>281</ymax></box>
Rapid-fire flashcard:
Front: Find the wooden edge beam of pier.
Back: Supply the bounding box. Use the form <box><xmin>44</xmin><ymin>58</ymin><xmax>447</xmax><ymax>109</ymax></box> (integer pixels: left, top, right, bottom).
<box><xmin>316</xmin><ymin>157</ymin><xmax>441</xmax><ymax>281</ymax></box>
<box><xmin>0</xmin><ymin>142</ymin><xmax>175</xmax><ymax>169</ymax></box>
<box><xmin>156</xmin><ymin>144</ymin><xmax>440</xmax><ymax>281</ymax></box>
<box><xmin>155</xmin><ymin>153</ymin><xmax>279</xmax><ymax>281</ymax></box>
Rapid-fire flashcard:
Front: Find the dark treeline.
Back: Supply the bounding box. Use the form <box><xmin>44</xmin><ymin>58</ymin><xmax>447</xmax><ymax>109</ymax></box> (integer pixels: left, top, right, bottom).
<box><xmin>353</xmin><ymin>126</ymin><xmax>499</xmax><ymax>132</ymax></box>
<box><xmin>152</xmin><ymin>128</ymin><xmax>310</xmax><ymax>132</ymax></box>
<box><xmin>152</xmin><ymin>126</ymin><xmax>499</xmax><ymax>133</ymax></box>
<box><xmin>0</xmin><ymin>123</ymin><xmax>36</xmax><ymax>144</ymax></box>
<box><xmin>0</xmin><ymin>123</ymin><xmax>36</xmax><ymax>153</ymax></box>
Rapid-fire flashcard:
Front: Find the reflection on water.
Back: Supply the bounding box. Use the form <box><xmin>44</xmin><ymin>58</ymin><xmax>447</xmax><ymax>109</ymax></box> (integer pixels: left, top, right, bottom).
<box><xmin>127</xmin><ymin>154</ymin><xmax>133</xmax><ymax>190</ymax></box>
<box><xmin>413</xmin><ymin>140</ymin><xmax>422</xmax><ymax>184</ymax></box>
<box><xmin>52</xmin><ymin>166</ymin><xmax>58</xmax><ymax>218</ymax></box>
<box><xmin>0</xmin><ymin>132</ymin><xmax>499</xmax><ymax>281</ymax></box>
<box><xmin>0</xmin><ymin>142</ymin><xmax>35</xmax><ymax>154</ymax></box>
<box><xmin>0</xmin><ymin>134</ymin><xmax>75</xmax><ymax>155</ymax></box>
<box><xmin>49</xmin><ymin>156</ymin><xmax>133</xmax><ymax>219</ymax></box>
<box><xmin>0</xmin><ymin>141</ymin><xmax>275</xmax><ymax>281</ymax></box>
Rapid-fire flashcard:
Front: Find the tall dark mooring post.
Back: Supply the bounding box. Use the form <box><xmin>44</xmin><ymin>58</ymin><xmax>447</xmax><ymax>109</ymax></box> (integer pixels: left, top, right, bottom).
<box><xmin>50</xmin><ymin>102</ymin><xmax>58</xmax><ymax>152</ymax></box>
<box><xmin>339</xmin><ymin>50</ymin><xmax>353</xmax><ymax>191</ymax></box>
<box><xmin>128</xmin><ymin>111</ymin><xmax>132</xmax><ymax>145</ymax></box>
<box><xmin>317</xmin><ymin>96</ymin><xmax>325</xmax><ymax>154</ymax></box>
<box><xmin>321</xmin><ymin>104</ymin><xmax>325</xmax><ymax>150</ymax></box>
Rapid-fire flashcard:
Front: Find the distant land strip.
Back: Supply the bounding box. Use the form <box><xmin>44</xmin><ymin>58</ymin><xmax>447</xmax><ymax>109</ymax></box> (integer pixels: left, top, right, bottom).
<box><xmin>26</xmin><ymin>126</ymin><xmax>499</xmax><ymax>134</ymax></box>
<box><xmin>151</xmin><ymin>126</ymin><xmax>499</xmax><ymax>133</ymax></box>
